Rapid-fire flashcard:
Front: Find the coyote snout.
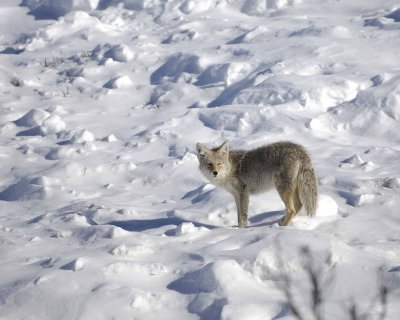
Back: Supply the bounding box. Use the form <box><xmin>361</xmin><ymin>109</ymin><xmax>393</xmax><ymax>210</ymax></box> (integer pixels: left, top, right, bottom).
<box><xmin>208</xmin><ymin>163</ymin><xmax>220</xmax><ymax>177</ymax></box>
<box><xmin>196</xmin><ymin>141</ymin><xmax>318</xmax><ymax>228</ymax></box>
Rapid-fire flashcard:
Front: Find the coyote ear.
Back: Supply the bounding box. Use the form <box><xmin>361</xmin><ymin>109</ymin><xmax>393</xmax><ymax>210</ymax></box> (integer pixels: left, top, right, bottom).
<box><xmin>218</xmin><ymin>141</ymin><xmax>230</xmax><ymax>153</ymax></box>
<box><xmin>196</xmin><ymin>143</ymin><xmax>207</xmax><ymax>157</ymax></box>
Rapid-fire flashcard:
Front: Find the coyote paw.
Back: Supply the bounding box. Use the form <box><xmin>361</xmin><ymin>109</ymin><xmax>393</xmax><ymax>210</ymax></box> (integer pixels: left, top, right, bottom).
<box><xmin>231</xmin><ymin>225</ymin><xmax>245</xmax><ymax>228</ymax></box>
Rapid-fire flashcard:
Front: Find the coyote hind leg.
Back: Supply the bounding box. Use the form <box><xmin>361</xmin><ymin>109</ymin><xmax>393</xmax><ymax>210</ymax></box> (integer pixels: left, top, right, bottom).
<box><xmin>293</xmin><ymin>187</ymin><xmax>302</xmax><ymax>213</ymax></box>
<box><xmin>277</xmin><ymin>185</ymin><xmax>298</xmax><ymax>226</ymax></box>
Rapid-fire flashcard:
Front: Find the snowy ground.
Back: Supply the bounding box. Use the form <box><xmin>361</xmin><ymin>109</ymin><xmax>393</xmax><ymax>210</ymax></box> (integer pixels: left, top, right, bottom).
<box><xmin>1</xmin><ymin>0</ymin><xmax>400</xmax><ymax>319</ymax></box>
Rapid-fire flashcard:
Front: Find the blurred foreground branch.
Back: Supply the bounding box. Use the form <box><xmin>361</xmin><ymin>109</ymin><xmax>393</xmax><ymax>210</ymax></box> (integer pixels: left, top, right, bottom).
<box><xmin>275</xmin><ymin>244</ymin><xmax>389</xmax><ymax>320</ymax></box>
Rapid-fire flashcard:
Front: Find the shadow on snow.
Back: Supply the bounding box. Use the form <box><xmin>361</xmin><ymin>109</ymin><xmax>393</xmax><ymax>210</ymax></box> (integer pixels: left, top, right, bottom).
<box><xmin>107</xmin><ymin>217</ymin><xmax>217</xmax><ymax>233</ymax></box>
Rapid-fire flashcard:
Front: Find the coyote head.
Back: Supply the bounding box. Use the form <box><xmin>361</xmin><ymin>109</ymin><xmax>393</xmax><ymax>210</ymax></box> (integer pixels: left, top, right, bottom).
<box><xmin>196</xmin><ymin>141</ymin><xmax>230</xmax><ymax>182</ymax></box>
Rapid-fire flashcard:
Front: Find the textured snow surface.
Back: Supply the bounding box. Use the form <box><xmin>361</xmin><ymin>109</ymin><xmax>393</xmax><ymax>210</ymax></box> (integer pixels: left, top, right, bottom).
<box><xmin>1</xmin><ymin>0</ymin><xmax>400</xmax><ymax>319</ymax></box>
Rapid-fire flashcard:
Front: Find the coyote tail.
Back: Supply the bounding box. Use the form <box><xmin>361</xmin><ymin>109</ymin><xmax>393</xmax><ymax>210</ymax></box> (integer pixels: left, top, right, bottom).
<box><xmin>297</xmin><ymin>162</ymin><xmax>318</xmax><ymax>216</ymax></box>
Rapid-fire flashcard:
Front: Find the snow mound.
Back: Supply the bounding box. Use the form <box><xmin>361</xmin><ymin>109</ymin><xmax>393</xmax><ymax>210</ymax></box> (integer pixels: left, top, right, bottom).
<box><xmin>102</xmin><ymin>261</ymin><xmax>167</xmax><ymax>277</ymax></box>
<box><xmin>233</xmin><ymin>78</ymin><xmax>304</xmax><ymax>106</ymax></box>
<box><xmin>169</xmin><ymin>259</ymin><xmax>281</xmax><ymax>319</ymax></box>
<box><xmin>45</xmin><ymin>146</ymin><xmax>79</xmax><ymax>160</ymax></box>
<box><xmin>316</xmin><ymin>194</ymin><xmax>338</xmax><ymax>217</ymax></box>
<box><xmin>70</xmin><ymin>129</ymin><xmax>95</xmax><ymax>143</ymax></box>
<box><xmin>151</xmin><ymin>53</ymin><xmax>202</xmax><ymax>85</ymax></box>
<box><xmin>364</xmin><ymin>8</ymin><xmax>400</xmax><ymax>29</ymax></box>
<box><xmin>228</xmin><ymin>26</ymin><xmax>270</xmax><ymax>44</ymax></box>
<box><xmin>383</xmin><ymin>177</ymin><xmax>400</xmax><ymax>189</ymax></box>
<box><xmin>22</xmin><ymin>0</ymin><xmax>229</xmax><ymax>20</ymax></box>
<box><xmin>14</xmin><ymin>108</ymin><xmax>50</xmax><ymax>127</ymax></box>
<box><xmin>40</xmin><ymin>115</ymin><xmax>66</xmax><ymax>135</ymax></box>
<box><xmin>351</xmin><ymin>193</ymin><xmax>376</xmax><ymax>207</ymax></box>
<box><xmin>341</xmin><ymin>154</ymin><xmax>364</xmax><ymax>165</ymax></box>
<box><xmin>22</xmin><ymin>0</ymin><xmax>99</xmax><ymax>19</ymax></box>
<box><xmin>0</xmin><ymin>176</ymin><xmax>60</xmax><ymax>201</ymax></box>
<box><xmin>104</xmin><ymin>75</ymin><xmax>133</xmax><ymax>89</ymax></box>
<box><xmin>104</xmin><ymin>44</ymin><xmax>134</xmax><ymax>62</ymax></box>
<box><xmin>289</xmin><ymin>25</ymin><xmax>351</xmax><ymax>38</ymax></box>
<box><xmin>386</xmin><ymin>8</ymin><xmax>400</xmax><ymax>22</ymax></box>
<box><xmin>291</xmin><ymin>194</ymin><xmax>338</xmax><ymax>229</ymax></box>
<box><xmin>242</xmin><ymin>0</ymin><xmax>302</xmax><ymax>15</ymax></box>
<box><xmin>253</xmin><ymin>231</ymin><xmax>337</xmax><ymax>281</ymax></box>
<box><xmin>198</xmin><ymin>106</ymin><xmax>279</xmax><ymax>135</ymax></box>
<box><xmin>13</xmin><ymin>108</ymin><xmax>66</xmax><ymax>136</ymax></box>
<box><xmin>131</xmin><ymin>291</ymin><xmax>164</xmax><ymax>312</ymax></box>
<box><xmin>179</xmin><ymin>0</ymin><xmax>216</xmax><ymax>14</ymax></box>
<box><xmin>61</xmin><ymin>257</ymin><xmax>87</xmax><ymax>271</ymax></box>
<box><xmin>229</xmin><ymin>75</ymin><xmax>365</xmax><ymax>109</ymax></box>
<box><xmin>310</xmin><ymin>75</ymin><xmax>400</xmax><ymax>141</ymax></box>
<box><xmin>110</xmin><ymin>244</ymin><xmax>153</xmax><ymax>256</ymax></box>
<box><xmin>102</xmin><ymin>134</ymin><xmax>118</xmax><ymax>142</ymax></box>
<box><xmin>172</xmin><ymin>222</ymin><xmax>209</xmax><ymax>236</ymax></box>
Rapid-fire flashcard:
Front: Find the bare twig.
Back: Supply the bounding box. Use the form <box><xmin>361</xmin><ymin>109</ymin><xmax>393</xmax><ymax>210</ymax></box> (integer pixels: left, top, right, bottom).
<box><xmin>275</xmin><ymin>242</ymin><xmax>389</xmax><ymax>320</ymax></box>
<box><xmin>377</xmin><ymin>285</ymin><xmax>388</xmax><ymax>320</ymax></box>
<box><xmin>301</xmin><ymin>247</ymin><xmax>324</xmax><ymax>320</ymax></box>
<box><xmin>276</xmin><ymin>242</ymin><xmax>389</xmax><ymax>320</ymax></box>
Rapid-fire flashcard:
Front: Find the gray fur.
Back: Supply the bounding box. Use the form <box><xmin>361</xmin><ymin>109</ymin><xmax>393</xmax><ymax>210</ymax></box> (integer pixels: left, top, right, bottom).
<box><xmin>196</xmin><ymin>141</ymin><xmax>318</xmax><ymax>227</ymax></box>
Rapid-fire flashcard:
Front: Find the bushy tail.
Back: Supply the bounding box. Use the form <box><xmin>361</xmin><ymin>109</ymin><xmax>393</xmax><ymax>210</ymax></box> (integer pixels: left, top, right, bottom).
<box><xmin>297</xmin><ymin>162</ymin><xmax>318</xmax><ymax>216</ymax></box>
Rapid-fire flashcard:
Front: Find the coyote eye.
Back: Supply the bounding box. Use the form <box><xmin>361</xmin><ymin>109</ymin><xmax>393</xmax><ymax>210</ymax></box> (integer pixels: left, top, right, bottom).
<box><xmin>217</xmin><ymin>162</ymin><xmax>222</xmax><ymax>166</ymax></box>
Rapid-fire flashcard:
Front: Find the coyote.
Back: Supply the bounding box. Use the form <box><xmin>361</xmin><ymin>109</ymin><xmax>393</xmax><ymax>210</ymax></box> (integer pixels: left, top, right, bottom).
<box><xmin>196</xmin><ymin>141</ymin><xmax>318</xmax><ymax>227</ymax></box>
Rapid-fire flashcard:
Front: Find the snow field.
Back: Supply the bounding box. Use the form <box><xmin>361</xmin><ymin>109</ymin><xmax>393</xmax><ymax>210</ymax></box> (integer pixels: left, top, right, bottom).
<box><xmin>1</xmin><ymin>0</ymin><xmax>400</xmax><ymax>319</ymax></box>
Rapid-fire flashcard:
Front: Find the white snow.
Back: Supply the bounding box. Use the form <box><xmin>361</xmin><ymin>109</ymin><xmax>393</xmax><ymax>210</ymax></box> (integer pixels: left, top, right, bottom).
<box><xmin>1</xmin><ymin>0</ymin><xmax>400</xmax><ymax>319</ymax></box>
<box><xmin>104</xmin><ymin>75</ymin><xmax>134</xmax><ymax>89</ymax></box>
<box><xmin>14</xmin><ymin>108</ymin><xmax>51</xmax><ymax>127</ymax></box>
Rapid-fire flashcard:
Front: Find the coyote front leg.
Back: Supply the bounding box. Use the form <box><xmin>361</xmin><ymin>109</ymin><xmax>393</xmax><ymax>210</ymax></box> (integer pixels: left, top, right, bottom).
<box><xmin>233</xmin><ymin>184</ymin><xmax>249</xmax><ymax>228</ymax></box>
